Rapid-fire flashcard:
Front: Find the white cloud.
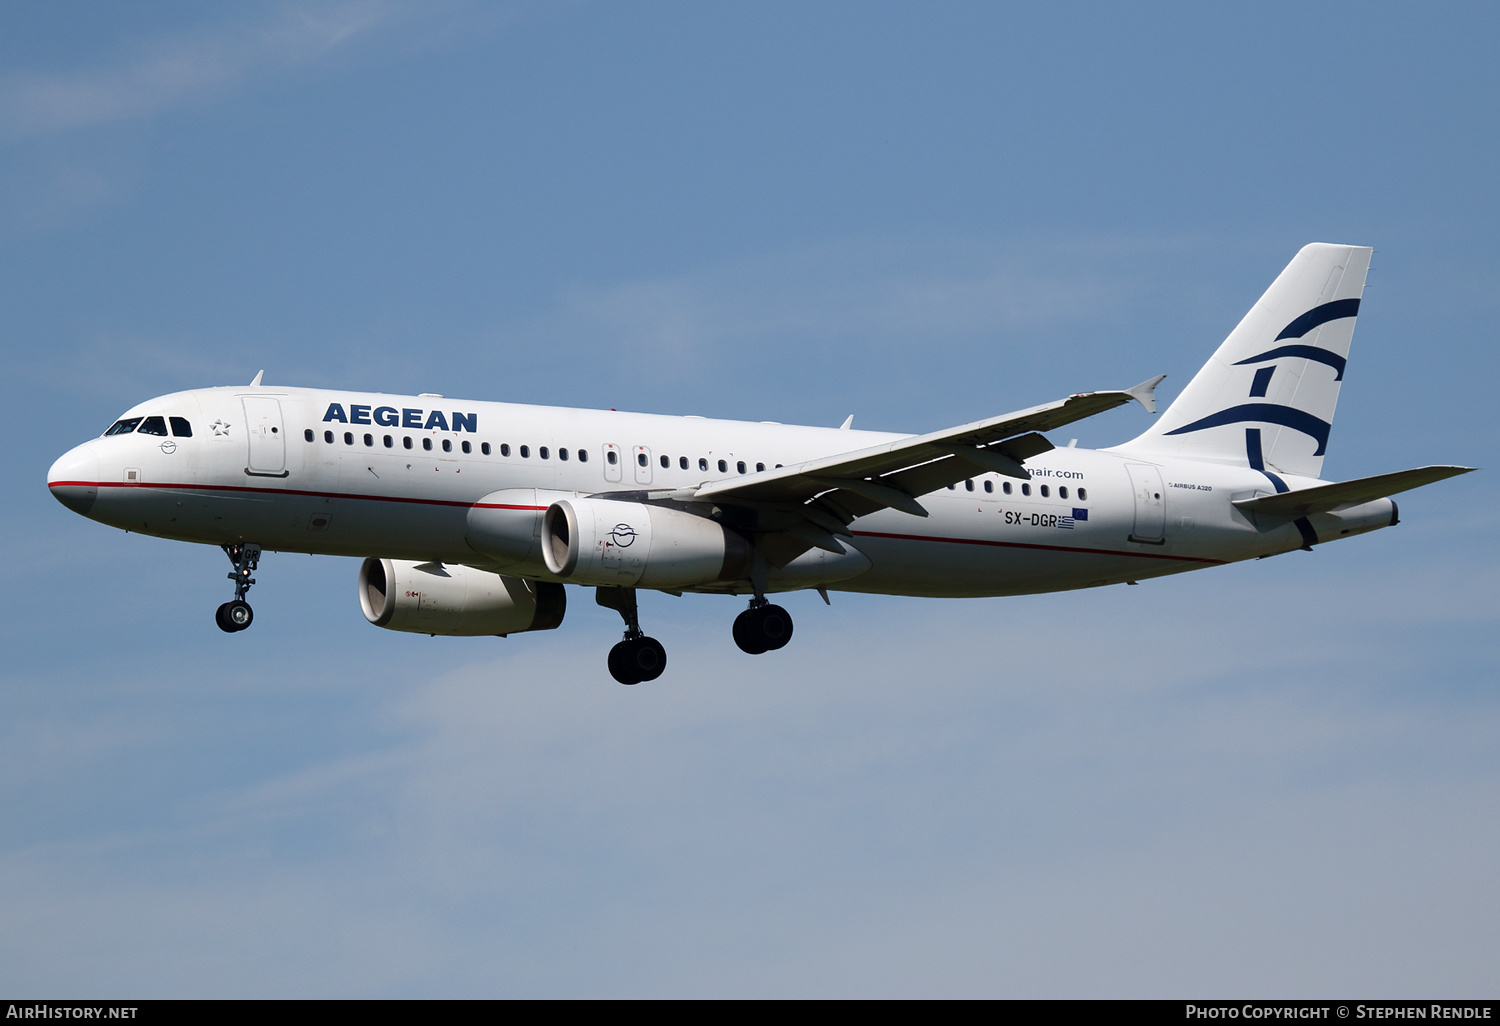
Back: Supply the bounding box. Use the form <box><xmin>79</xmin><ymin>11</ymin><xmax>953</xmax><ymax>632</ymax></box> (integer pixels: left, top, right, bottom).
<box><xmin>1</xmin><ymin>546</ymin><xmax>1494</xmax><ymax>996</ymax></box>
<box><xmin>0</xmin><ymin>2</ymin><xmax>404</xmax><ymax>140</ymax></box>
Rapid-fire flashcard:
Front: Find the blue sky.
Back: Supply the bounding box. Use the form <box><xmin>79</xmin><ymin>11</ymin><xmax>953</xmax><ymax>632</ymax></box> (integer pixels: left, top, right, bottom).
<box><xmin>2</xmin><ymin>1</ymin><xmax>1497</xmax><ymax>997</ymax></box>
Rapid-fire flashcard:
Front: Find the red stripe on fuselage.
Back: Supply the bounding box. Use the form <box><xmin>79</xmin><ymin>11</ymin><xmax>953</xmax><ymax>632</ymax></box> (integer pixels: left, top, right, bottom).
<box><xmin>48</xmin><ymin>479</ymin><xmax>547</xmax><ymax>512</ymax></box>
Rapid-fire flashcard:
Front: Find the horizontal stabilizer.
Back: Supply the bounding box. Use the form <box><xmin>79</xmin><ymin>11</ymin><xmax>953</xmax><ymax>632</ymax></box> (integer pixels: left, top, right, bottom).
<box><xmin>1232</xmin><ymin>465</ymin><xmax>1474</xmax><ymax>518</ymax></box>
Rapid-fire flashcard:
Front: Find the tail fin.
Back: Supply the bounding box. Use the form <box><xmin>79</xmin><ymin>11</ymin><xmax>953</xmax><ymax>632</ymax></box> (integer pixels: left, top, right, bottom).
<box><xmin>1118</xmin><ymin>243</ymin><xmax>1372</xmax><ymax>479</ymax></box>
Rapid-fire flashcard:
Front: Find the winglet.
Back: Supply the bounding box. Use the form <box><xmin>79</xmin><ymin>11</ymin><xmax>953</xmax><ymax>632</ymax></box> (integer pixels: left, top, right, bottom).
<box><xmin>839</xmin><ymin>415</ymin><xmax>854</xmax><ymax>430</ymax></box>
<box><xmin>1125</xmin><ymin>374</ymin><xmax>1166</xmax><ymax>414</ymax></box>
<box><xmin>249</xmin><ymin>370</ymin><xmax>265</xmax><ymax>387</ymax></box>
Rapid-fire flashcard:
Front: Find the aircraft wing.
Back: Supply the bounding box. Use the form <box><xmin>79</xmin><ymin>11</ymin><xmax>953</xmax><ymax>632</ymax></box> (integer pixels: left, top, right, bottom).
<box><xmin>1232</xmin><ymin>465</ymin><xmax>1474</xmax><ymax>518</ymax></box>
<box><xmin>690</xmin><ymin>377</ymin><xmax>1165</xmax><ymax>542</ymax></box>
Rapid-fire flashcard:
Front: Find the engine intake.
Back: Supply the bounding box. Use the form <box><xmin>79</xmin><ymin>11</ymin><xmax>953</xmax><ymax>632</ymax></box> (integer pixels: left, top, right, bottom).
<box><xmin>358</xmin><ymin>558</ymin><xmax>565</xmax><ymax>636</ymax></box>
<box><xmin>542</xmin><ymin>498</ymin><xmax>751</xmax><ymax>588</ymax></box>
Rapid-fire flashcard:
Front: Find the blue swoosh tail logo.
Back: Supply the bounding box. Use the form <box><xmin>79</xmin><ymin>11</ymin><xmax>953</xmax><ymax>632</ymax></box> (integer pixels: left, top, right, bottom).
<box><xmin>1233</xmin><ymin>344</ymin><xmax>1347</xmax><ymax>381</ymax></box>
<box><xmin>1228</xmin><ymin>299</ymin><xmax>1359</xmax><ymax>380</ymax></box>
<box><xmin>1273</xmin><ymin>298</ymin><xmax>1359</xmax><ymax>341</ymax></box>
<box><xmin>1164</xmin><ymin>403</ymin><xmax>1331</xmax><ymax>456</ymax></box>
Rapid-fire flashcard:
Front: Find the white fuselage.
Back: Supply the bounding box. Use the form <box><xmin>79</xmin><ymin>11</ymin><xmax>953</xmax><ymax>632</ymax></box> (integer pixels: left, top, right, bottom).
<box><xmin>47</xmin><ymin>385</ymin><xmax>1395</xmax><ymax>598</ymax></box>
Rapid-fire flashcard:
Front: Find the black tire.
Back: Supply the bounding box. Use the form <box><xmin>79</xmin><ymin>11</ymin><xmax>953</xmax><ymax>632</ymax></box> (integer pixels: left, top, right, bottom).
<box><xmin>733</xmin><ymin>608</ymin><xmax>768</xmax><ymax>654</ymax></box>
<box><xmin>633</xmin><ymin>637</ymin><xmax>667</xmax><ymax>682</ymax></box>
<box><xmin>758</xmin><ymin>604</ymin><xmax>793</xmax><ymax>651</ymax></box>
<box><xmin>225</xmin><ymin>599</ymin><xmax>253</xmax><ymax>632</ymax></box>
<box><xmin>215</xmin><ymin>602</ymin><xmax>238</xmax><ymax>633</ymax></box>
<box><xmin>608</xmin><ymin>640</ymin><xmax>642</xmax><ymax>685</ymax></box>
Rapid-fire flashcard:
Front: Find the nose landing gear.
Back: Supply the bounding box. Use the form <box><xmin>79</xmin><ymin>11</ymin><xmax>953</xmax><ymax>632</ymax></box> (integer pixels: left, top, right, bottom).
<box><xmin>215</xmin><ymin>543</ymin><xmax>261</xmax><ymax>633</ymax></box>
<box><xmin>597</xmin><ymin>587</ymin><xmax>667</xmax><ymax>685</ymax></box>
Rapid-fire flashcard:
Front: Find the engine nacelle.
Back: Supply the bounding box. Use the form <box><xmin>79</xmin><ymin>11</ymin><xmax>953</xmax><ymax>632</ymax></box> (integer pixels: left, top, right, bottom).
<box><xmin>466</xmin><ymin>488</ymin><xmax>582</xmax><ymax>570</ymax></box>
<box><xmin>541</xmin><ymin>498</ymin><xmax>751</xmax><ymax>588</ymax></box>
<box><xmin>358</xmin><ymin>558</ymin><xmax>566</xmax><ymax>636</ymax></box>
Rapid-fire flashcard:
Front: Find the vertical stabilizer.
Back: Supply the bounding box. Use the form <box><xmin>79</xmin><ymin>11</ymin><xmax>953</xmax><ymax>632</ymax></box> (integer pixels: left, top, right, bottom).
<box><xmin>1117</xmin><ymin>243</ymin><xmax>1372</xmax><ymax>479</ymax></box>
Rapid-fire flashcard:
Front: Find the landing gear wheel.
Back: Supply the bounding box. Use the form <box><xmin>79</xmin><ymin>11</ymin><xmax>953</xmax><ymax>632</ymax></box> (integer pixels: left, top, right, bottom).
<box><xmin>608</xmin><ymin>636</ymin><xmax>667</xmax><ymax>685</ymax></box>
<box><xmin>733</xmin><ymin>608</ymin><xmax>768</xmax><ymax>654</ymax></box>
<box><xmin>632</xmin><ymin>637</ymin><xmax>667</xmax><ymax>682</ymax></box>
<box><xmin>215</xmin><ymin>600</ymin><xmax>253</xmax><ymax>633</ymax></box>
<box><xmin>733</xmin><ymin>604</ymin><xmax>793</xmax><ymax>654</ymax></box>
<box><xmin>757</xmin><ymin>604</ymin><xmax>793</xmax><ymax>651</ymax></box>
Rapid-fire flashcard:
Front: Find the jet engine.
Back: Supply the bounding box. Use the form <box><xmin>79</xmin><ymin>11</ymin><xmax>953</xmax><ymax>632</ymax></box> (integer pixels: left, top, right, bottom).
<box><xmin>541</xmin><ymin>498</ymin><xmax>752</xmax><ymax>588</ymax></box>
<box><xmin>358</xmin><ymin>558</ymin><xmax>566</xmax><ymax>636</ymax></box>
<box><xmin>466</xmin><ymin>488</ymin><xmax>581</xmax><ymax>570</ymax></box>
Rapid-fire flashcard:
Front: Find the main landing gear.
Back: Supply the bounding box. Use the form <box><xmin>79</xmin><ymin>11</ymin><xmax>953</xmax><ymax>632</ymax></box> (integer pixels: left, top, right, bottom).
<box><xmin>215</xmin><ymin>543</ymin><xmax>261</xmax><ymax>633</ymax></box>
<box><xmin>732</xmin><ymin>599</ymin><xmax>794</xmax><ymax>655</ymax></box>
<box><xmin>594</xmin><ymin>582</ymin><xmax>796</xmax><ymax>685</ymax></box>
<box><xmin>597</xmin><ymin>587</ymin><xmax>667</xmax><ymax>686</ymax></box>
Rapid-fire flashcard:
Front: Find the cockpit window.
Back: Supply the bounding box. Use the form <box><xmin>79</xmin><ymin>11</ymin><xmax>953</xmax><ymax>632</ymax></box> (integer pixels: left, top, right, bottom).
<box><xmin>105</xmin><ymin>418</ymin><xmax>142</xmax><ymax>436</ymax></box>
<box><xmin>137</xmin><ymin>416</ymin><xmax>169</xmax><ymax>436</ymax></box>
<box><xmin>169</xmin><ymin>417</ymin><xmax>192</xmax><ymax>437</ymax></box>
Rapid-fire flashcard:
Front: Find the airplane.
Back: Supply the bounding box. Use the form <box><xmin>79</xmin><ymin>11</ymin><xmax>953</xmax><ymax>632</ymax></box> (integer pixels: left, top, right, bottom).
<box><xmin>47</xmin><ymin>243</ymin><xmax>1472</xmax><ymax>684</ymax></box>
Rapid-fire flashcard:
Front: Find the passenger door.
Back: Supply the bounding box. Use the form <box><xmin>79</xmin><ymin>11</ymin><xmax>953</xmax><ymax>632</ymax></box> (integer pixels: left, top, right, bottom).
<box><xmin>242</xmin><ymin>397</ymin><xmax>287</xmax><ymax>476</ymax></box>
<box><xmin>1126</xmin><ymin>463</ymin><xmax>1165</xmax><ymax>544</ymax></box>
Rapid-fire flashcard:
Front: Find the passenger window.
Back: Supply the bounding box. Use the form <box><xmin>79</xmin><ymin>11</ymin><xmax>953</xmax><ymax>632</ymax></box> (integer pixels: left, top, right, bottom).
<box><xmin>1003</xmin><ymin>481</ymin><xmax>1012</xmax><ymax>494</ymax></box>
<box><xmin>699</xmin><ymin>458</ymin><xmax>708</xmax><ymax>471</ymax></box>
<box><xmin>1021</xmin><ymin>483</ymin><xmax>1030</xmax><ymax>496</ymax></box>
<box><xmin>947</xmin><ymin>483</ymin><xmax>955</xmax><ymax>490</ymax></box>
<box><xmin>404</xmin><ymin>437</ymin><xmax>413</xmax><ymax>449</ymax></box>
<box><xmin>756</xmin><ymin>463</ymin><xmax>765</xmax><ymax>472</ymax></box>
<box><xmin>482</xmin><ymin>442</ymin><xmax>491</xmax><ymax>455</ymax></box>
<box><xmin>659</xmin><ymin>454</ymin><xmax>668</xmax><ymax>468</ymax></box>
<box><xmin>344</xmin><ymin>432</ymin><xmax>354</xmax><ymax>445</ymax></box>
<box><xmin>637</xmin><ymin>452</ymin><xmax>647</xmax><ymax>467</ymax></box>
<box><xmin>605</xmin><ymin>450</ymin><xmax>614</xmax><ymax>464</ymax></box>
<box><xmin>500</xmin><ymin>443</ymin><xmax>510</xmax><ymax>456</ymax></box>
<box><xmin>324</xmin><ymin>430</ymin><xmax>334</xmax><ymax>443</ymax></box>
<box><xmin>1059</xmin><ymin>486</ymin><xmax>1068</xmax><ymax>499</ymax></box>
<box><xmin>965</xmin><ymin>479</ymin><xmax>974</xmax><ymax>491</ymax></box>
<box><xmin>104</xmin><ymin>418</ymin><xmax>143</xmax><ymax>436</ymax></box>
<box><xmin>462</xmin><ymin>440</ymin><xmax>472</xmax><ymax>454</ymax></box>
<box><xmin>364</xmin><ymin>434</ymin><xmax>374</xmax><ymax>447</ymax></box>
<box><xmin>138</xmin><ymin>416</ymin><xmax>169</xmax><ymax>436</ymax></box>
<box><xmin>422</xmin><ymin>438</ymin><xmax>432</xmax><ymax>451</ymax></box>
<box><xmin>443</xmin><ymin>439</ymin><xmax>453</xmax><ymax>453</ymax></box>
<box><xmin>737</xmin><ymin>461</ymin><xmax>746</xmax><ymax>474</ymax></box>
<box><xmin>521</xmin><ymin>445</ymin><xmax>530</xmax><ymax>458</ymax></box>
<box><xmin>1078</xmin><ymin>488</ymin><xmax>1087</xmax><ymax>501</ymax></box>
<box><xmin>384</xmin><ymin>435</ymin><xmax>393</xmax><ymax>448</ymax></box>
<box><xmin>1040</xmin><ymin>485</ymin><xmax>1049</xmax><ymax>497</ymax></box>
<box><xmin>304</xmin><ymin>429</ymin><xmax>314</xmax><ymax>442</ymax></box>
<box><xmin>171</xmin><ymin>417</ymin><xmax>193</xmax><ymax>437</ymax></box>
<box><xmin>578</xmin><ymin>448</ymin><xmax>588</xmax><ymax>463</ymax></box>
<box><xmin>680</xmin><ymin>456</ymin><xmax>688</xmax><ymax>469</ymax></box>
<box><xmin>540</xmin><ymin>446</ymin><xmax>549</xmax><ymax>459</ymax></box>
<box><xmin>717</xmin><ymin>459</ymin><xmax>727</xmax><ymax>473</ymax></box>
<box><xmin>984</xmin><ymin>480</ymin><xmax>993</xmax><ymax>493</ymax></box>
<box><xmin>559</xmin><ymin>448</ymin><xmax>568</xmax><ymax>461</ymax></box>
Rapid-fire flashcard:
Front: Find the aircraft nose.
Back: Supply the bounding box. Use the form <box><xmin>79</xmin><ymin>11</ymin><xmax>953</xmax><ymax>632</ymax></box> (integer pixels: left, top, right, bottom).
<box><xmin>48</xmin><ymin>443</ymin><xmax>100</xmax><ymax>515</ymax></box>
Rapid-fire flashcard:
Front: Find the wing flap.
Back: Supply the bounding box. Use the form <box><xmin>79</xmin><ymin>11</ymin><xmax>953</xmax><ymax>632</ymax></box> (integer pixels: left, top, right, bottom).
<box><xmin>1233</xmin><ymin>465</ymin><xmax>1474</xmax><ymax>517</ymax></box>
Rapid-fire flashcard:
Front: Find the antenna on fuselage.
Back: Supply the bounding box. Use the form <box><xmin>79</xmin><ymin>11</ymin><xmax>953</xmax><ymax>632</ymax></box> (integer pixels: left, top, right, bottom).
<box><xmin>249</xmin><ymin>370</ymin><xmax>264</xmax><ymax>387</ymax></box>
